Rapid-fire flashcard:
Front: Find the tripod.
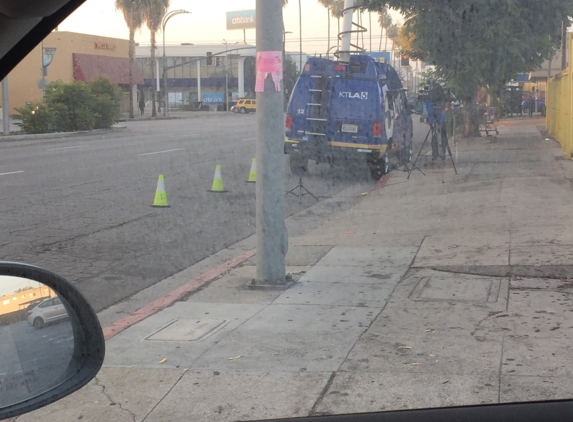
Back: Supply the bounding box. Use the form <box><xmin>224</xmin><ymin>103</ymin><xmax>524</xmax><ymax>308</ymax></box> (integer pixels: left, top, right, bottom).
<box><xmin>285</xmin><ymin>176</ymin><xmax>319</xmax><ymax>204</ymax></box>
<box><xmin>408</xmin><ymin>120</ymin><xmax>458</xmax><ymax>179</ymax></box>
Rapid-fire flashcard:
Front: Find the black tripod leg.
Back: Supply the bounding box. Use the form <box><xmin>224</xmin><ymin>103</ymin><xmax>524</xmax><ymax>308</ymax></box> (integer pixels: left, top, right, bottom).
<box><xmin>446</xmin><ymin>144</ymin><xmax>458</xmax><ymax>174</ymax></box>
<box><xmin>407</xmin><ymin>128</ymin><xmax>431</xmax><ymax>179</ymax></box>
<box><xmin>301</xmin><ymin>185</ymin><xmax>319</xmax><ymax>201</ymax></box>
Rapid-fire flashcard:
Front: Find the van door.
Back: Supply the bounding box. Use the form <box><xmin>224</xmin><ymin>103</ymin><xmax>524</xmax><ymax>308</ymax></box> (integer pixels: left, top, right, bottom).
<box><xmin>330</xmin><ymin>79</ymin><xmax>382</xmax><ymax>146</ymax></box>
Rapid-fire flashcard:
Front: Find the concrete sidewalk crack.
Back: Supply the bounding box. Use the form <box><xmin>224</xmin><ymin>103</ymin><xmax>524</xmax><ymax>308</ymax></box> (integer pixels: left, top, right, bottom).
<box><xmin>470</xmin><ymin>311</ymin><xmax>504</xmax><ymax>336</ymax></box>
<box><xmin>308</xmin><ymin>241</ymin><xmax>425</xmax><ymax>416</ymax></box>
<box><xmin>93</xmin><ymin>376</ymin><xmax>136</xmax><ymax>422</ymax></box>
<box><xmin>141</xmin><ymin>370</ymin><xmax>188</xmax><ymax>422</ymax></box>
<box><xmin>497</xmin><ymin>333</ymin><xmax>506</xmax><ymax>403</ymax></box>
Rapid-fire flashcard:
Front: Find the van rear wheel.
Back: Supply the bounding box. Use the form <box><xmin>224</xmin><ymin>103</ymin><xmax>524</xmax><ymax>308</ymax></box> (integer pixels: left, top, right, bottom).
<box><xmin>289</xmin><ymin>153</ymin><xmax>308</xmax><ymax>175</ymax></box>
<box><xmin>369</xmin><ymin>153</ymin><xmax>389</xmax><ymax>180</ymax></box>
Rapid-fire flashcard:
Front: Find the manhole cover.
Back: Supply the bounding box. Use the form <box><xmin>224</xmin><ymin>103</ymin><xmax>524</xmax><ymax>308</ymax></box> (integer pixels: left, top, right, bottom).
<box><xmin>410</xmin><ymin>276</ymin><xmax>501</xmax><ymax>303</ymax></box>
<box><xmin>144</xmin><ymin>319</ymin><xmax>228</xmax><ymax>342</ymax></box>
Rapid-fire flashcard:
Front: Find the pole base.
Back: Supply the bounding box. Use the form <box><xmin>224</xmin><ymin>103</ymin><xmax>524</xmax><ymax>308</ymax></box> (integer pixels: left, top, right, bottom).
<box><xmin>247</xmin><ymin>278</ymin><xmax>296</xmax><ymax>291</ymax></box>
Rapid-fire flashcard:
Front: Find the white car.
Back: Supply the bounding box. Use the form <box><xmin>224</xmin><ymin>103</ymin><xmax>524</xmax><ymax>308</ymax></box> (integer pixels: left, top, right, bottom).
<box><xmin>27</xmin><ymin>296</ymin><xmax>68</xmax><ymax>328</ymax></box>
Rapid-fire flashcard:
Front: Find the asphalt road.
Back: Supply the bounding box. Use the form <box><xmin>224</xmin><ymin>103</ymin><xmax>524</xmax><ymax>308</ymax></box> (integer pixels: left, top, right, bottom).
<box><xmin>0</xmin><ymin>319</ymin><xmax>73</xmax><ymax>405</ymax></box>
<box><xmin>0</xmin><ymin>113</ymin><xmax>379</xmax><ymax>312</ymax></box>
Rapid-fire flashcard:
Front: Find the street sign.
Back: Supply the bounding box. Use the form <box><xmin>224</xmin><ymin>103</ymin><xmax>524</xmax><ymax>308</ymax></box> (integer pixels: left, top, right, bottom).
<box><xmin>226</xmin><ymin>10</ymin><xmax>256</xmax><ymax>30</ymax></box>
<box><xmin>43</xmin><ymin>47</ymin><xmax>56</xmax><ymax>67</ymax></box>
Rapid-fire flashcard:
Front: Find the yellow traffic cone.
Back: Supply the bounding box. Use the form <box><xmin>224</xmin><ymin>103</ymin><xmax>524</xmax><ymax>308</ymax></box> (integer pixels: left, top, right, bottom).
<box><xmin>152</xmin><ymin>175</ymin><xmax>170</xmax><ymax>207</ymax></box>
<box><xmin>208</xmin><ymin>164</ymin><xmax>227</xmax><ymax>192</ymax></box>
<box><xmin>246</xmin><ymin>158</ymin><xmax>257</xmax><ymax>183</ymax></box>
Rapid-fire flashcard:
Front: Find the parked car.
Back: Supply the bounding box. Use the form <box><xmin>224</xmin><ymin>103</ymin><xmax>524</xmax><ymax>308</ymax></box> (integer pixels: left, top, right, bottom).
<box><xmin>234</xmin><ymin>98</ymin><xmax>257</xmax><ymax>113</ymax></box>
<box><xmin>27</xmin><ymin>296</ymin><xmax>68</xmax><ymax>328</ymax></box>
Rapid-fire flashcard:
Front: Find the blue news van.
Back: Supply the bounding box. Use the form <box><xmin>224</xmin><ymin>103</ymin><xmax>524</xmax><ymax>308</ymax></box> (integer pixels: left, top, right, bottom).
<box><xmin>285</xmin><ymin>55</ymin><xmax>414</xmax><ymax>179</ymax></box>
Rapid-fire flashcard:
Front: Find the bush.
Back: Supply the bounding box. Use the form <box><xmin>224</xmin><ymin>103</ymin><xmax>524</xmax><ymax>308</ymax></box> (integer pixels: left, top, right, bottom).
<box><xmin>44</xmin><ymin>80</ymin><xmax>96</xmax><ymax>132</ymax></box>
<box><xmin>15</xmin><ymin>78</ymin><xmax>123</xmax><ymax>134</ymax></box>
<box><xmin>89</xmin><ymin>77</ymin><xmax>122</xmax><ymax>129</ymax></box>
<box><xmin>13</xmin><ymin>102</ymin><xmax>56</xmax><ymax>134</ymax></box>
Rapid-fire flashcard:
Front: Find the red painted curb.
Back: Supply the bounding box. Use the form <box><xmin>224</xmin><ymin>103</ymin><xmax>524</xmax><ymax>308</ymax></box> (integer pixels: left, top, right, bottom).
<box><xmin>103</xmin><ymin>248</ymin><xmax>256</xmax><ymax>341</ymax></box>
<box><xmin>375</xmin><ymin>173</ymin><xmax>391</xmax><ymax>189</ymax></box>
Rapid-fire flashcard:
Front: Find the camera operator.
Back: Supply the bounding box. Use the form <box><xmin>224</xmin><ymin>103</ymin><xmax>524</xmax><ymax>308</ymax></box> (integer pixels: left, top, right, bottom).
<box><xmin>418</xmin><ymin>80</ymin><xmax>451</xmax><ymax>160</ymax></box>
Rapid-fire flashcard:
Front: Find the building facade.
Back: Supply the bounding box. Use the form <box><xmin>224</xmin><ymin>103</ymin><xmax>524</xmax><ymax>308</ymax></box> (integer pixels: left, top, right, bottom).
<box><xmin>135</xmin><ymin>43</ymin><xmax>256</xmax><ymax>110</ymax></box>
<box><xmin>0</xmin><ymin>31</ymin><xmax>144</xmax><ymax>115</ymax></box>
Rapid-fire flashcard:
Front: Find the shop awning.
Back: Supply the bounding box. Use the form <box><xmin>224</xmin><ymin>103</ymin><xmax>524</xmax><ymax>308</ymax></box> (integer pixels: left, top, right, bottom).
<box><xmin>73</xmin><ymin>53</ymin><xmax>144</xmax><ymax>85</ymax></box>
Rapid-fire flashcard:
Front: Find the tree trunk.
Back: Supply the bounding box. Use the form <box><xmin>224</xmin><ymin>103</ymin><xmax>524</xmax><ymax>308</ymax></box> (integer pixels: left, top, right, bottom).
<box><xmin>462</xmin><ymin>98</ymin><xmax>480</xmax><ymax>137</ymax></box>
<box><xmin>150</xmin><ymin>31</ymin><xmax>157</xmax><ymax>118</ymax></box>
<box><xmin>128</xmin><ymin>27</ymin><xmax>135</xmax><ymax>119</ymax></box>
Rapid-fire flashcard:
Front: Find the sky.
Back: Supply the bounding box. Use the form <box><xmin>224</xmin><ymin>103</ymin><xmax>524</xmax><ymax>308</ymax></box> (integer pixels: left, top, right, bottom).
<box><xmin>57</xmin><ymin>0</ymin><xmax>403</xmax><ymax>55</ymax></box>
<box><xmin>0</xmin><ymin>276</ymin><xmax>42</xmax><ymax>298</ymax></box>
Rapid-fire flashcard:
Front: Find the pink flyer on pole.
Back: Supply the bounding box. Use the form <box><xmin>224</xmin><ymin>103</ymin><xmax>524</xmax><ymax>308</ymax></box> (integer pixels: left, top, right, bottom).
<box><xmin>255</xmin><ymin>51</ymin><xmax>283</xmax><ymax>92</ymax></box>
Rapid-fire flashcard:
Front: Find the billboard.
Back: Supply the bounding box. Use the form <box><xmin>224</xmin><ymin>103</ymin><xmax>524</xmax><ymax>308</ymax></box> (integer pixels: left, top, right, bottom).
<box><xmin>226</xmin><ymin>10</ymin><xmax>256</xmax><ymax>30</ymax></box>
<box><xmin>202</xmin><ymin>93</ymin><xmax>224</xmax><ymax>105</ymax></box>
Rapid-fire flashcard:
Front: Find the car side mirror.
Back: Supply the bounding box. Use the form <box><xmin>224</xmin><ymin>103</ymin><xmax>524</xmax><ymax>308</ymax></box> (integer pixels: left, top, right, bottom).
<box><xmin>0</xmin><ymin>262</ymin><xmax>104</xmax><ymax>419</ymax></box>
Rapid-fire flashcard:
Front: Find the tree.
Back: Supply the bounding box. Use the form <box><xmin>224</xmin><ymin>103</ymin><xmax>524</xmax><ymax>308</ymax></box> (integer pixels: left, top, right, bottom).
<box><xmin>377</xmin><ymin>8</ymin><xmax>392</xmax><ymax>54</ymax></box>
<box><xmin>115</xmin><ymin>0</ymin><xmax>145</xmax><ymax>119</ymax></box>
<box><xmin>283</xmin><ymin>54</ymin><xmax>299</xmax><ymax>105</ymax></box>
<box><xmin>142</xmin><ymin>0</ymin><xmax>170</xmax><ymax>118</ymax></box>
<box><xmin>361</xmin><ymin>0</ymin><xmax>573</xmax><ymax>136</ymax></box>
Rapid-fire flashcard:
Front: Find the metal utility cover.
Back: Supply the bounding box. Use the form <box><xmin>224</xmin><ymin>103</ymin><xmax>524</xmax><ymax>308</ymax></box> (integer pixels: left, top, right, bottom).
<box><xmin>145</xmin><ymin>319</ymin><xmax>228</xmax><ymax>342</ymax></box>
<box><xmin>410</xmin><ymin>276</ymin><xmax>501</xmax><ymax>303</ymax></box>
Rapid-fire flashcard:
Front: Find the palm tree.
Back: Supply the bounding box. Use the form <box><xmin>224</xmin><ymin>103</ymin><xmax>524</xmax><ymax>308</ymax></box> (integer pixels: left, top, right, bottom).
<box><xmin>115</xmin><ymin>0</ymin><xmax>145</xmax><ymax>118</ymax></box>
<box><xmin>317</xmin><ymin>0</ymin><xmax>334</xmax><ymax>57</ymax></box>
<box><xmin>377</xmin><ymin>8</ymin><xmax>392</xmax><ymax>55</ymax></box>
<box><xmin>142</xmin><ymin>0</ymin><xmax>170</xmax><ymax>117</ymax></box>
<box><xmin>330</xmin><ymin>1</ymin><xmax>345</xmax><ymax>54</ymax></box>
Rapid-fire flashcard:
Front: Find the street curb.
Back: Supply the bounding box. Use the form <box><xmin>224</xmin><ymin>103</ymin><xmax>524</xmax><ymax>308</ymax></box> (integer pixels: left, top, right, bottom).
<box><xmin>0</xmin><ymin>126</ymin><xmax>127</xmax><ymax>142</ymax></box>
<box><xmin>102</xmin><ymin>248</ymin><xmax>256</xmax><ymax>341</ymax></box>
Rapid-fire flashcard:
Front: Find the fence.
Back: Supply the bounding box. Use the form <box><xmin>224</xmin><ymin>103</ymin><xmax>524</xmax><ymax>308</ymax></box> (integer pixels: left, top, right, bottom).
<box><xmin>547</xmin><ymin>33</ymin><xmax>573</xmax><ymax>158</ymax></box>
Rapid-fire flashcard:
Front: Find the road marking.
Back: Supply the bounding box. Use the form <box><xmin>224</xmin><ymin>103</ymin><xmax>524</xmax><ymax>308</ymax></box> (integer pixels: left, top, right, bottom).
<box><xmin>241</xmin><ymin>137</ymin><xmax>256</xmax><ymax>142</ymax></box>
<box><xmin>138</xmin><ymin>148</ymin><xmax>184</xmax><ymax>156</ymax></box>
<box><xmin>48</xmin><ymin>145</ymin><xmax>86</xmax><ymax>151</ymax></box>
<box><xmin>0</xmin><ymin>171</ymin><xmax>24</xmax><ymax>176</ymax></box>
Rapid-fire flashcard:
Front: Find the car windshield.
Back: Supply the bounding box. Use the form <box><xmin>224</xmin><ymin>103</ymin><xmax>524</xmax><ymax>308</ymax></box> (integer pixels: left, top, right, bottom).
<box><xmin>1</xmin><ymin>0</ymin><xmax>572</xmax><ymax>420</ymax></box>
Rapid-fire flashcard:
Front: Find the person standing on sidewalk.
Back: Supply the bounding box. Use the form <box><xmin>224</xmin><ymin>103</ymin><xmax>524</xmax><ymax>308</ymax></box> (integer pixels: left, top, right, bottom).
<box><xmin>139</xmin><ymin>96</ymin><xmax>145</xmax><ymax>116</ymax></box>
<box><xmin>527</xmin><ymin>95</ymin><xmax>535</xmax><ymax>117</ymax></box>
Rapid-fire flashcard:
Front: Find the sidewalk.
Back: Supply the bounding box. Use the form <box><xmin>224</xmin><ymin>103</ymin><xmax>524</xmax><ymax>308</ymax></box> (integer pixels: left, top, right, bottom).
<box><xmin>120</xmin><ymin>110</ymin><xmax>234</xmax><ymax>122</ymax></box>
<box><xmin>16</xmin><ymin>116</ymin><xmax>573</xmax><ymax>421</ymax></box>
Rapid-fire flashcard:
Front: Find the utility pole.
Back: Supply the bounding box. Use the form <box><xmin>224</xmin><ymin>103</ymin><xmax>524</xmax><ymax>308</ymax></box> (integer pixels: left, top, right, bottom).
<box><xmin>223</xmin><ymin>39</ymin><xmax>229</xmax><ymax>112</ymax></box>
<box><xmin>162</xmin><ymin>9</ymin><xmax>191</xmax><ymax>116</ymax></box>
<box><xmin>340</xmin><ymin>0</ymin><xmax>354</xmax><ymax>62</ymax></box>
<box><xmin>2</xmin><ymin>77</ymin><xmax>9</xmax><ymax>135</ymax></box>
<box><xmin>298</xmin><ymin>0</ymin><xmax>302</xmax><ymax>73</ymax></box>
<box><xmin>255</xmin><ymin>0</ymin><xmax>287</xmax><ymax>285</ymax></box>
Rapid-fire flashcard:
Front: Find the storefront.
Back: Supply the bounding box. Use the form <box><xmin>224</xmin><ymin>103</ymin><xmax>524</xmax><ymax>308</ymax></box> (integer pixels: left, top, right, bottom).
<box><xmin>0</xmin><ymin>31</ymin><xmax>144</xmax><ymax>115</ymax></box>
<box><xmin>135</xmin><ymin>43</ymin><xmax>256</xmax><ymax>110</ymax></box>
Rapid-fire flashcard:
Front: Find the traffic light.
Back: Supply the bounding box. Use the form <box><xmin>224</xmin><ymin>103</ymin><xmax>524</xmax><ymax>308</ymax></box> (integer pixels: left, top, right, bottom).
<box><xmin>215</xmin><ymin>57</ymin><xmax>221</xmax><ymax>67</ymax></box>
<box><xmin>401</xmin><ymin>54</ymin><xmax>410</xmax><ymax>66</ymax></box>
<box><xmin>206</xmin><ymin>52</ymin><xmax>212</xmax><ymax>66</ymax></box>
